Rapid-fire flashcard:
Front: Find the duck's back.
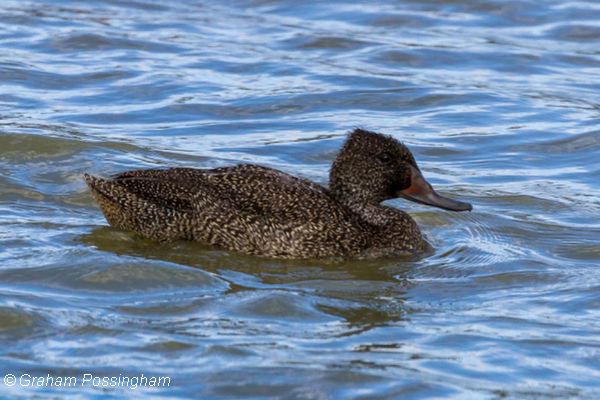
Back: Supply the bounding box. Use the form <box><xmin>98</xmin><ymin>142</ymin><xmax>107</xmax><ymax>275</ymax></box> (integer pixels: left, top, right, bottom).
<box><xmin>85</xmin><ymin>164</ymin><xmax>373</xmax><ymax>258</ymax></box>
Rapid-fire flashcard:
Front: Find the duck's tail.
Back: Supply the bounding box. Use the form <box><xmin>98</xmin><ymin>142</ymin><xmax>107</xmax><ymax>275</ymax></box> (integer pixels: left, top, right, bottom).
<box><xmin>85</xmin><ymin>173</ymin><xmax>134</xmax><ymax>206</ymax></box>
<box><xmin>84</xmin><ymin>173</ymin><xmax>141</xmax><ymax>231</ymax></box>
<box><xmin>83</xmin><ymin>173</ymin><xmax>185</xmax><ymax>241</ymax></box>
<box><xmin>84</xmin><ymin>173</ymin><xmax>116</xmax><ymax>203</ymax></box>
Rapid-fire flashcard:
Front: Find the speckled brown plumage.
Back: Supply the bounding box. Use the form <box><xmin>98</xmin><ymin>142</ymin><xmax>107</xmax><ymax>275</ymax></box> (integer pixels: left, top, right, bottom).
<box><xmin>84</xmin><ymin>129</ymin><xmax>472</xmax><ymax>259</ymax></box>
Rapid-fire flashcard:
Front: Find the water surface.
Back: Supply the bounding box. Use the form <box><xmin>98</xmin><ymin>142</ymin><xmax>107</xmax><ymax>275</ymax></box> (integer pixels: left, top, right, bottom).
<box><xmin>1</xmin><ymin>0</ymin><xmax>600</xmax><ymax>398</ymax></box>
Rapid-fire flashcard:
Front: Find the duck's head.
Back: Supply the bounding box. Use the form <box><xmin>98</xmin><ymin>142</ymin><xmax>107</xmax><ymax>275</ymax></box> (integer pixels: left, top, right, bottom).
<box><xmin>330</xmin><ymin>128</ymin><xmax>472</xmax><ymax>211</ymax></box>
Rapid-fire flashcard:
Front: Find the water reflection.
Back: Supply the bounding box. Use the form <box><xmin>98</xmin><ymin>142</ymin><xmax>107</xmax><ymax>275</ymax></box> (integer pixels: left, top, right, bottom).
<box><xmin>81</xmin><ymin>226</ymin><xmax>412</xmax><ymax>330</ymax></box>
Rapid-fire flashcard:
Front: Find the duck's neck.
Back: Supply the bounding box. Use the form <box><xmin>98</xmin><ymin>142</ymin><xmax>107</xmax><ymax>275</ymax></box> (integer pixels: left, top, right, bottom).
<box><xmin>337</xmin><ymin>195</ymin><xmax>411</xmax><ymax>227</ymax></box>
<box><xmin>334</xmin><ymin>195</ymin><xmax>388</xmax><ymax>224</ymax></box>
<box><xmin>333</xmin><ymin>192</ymin><xmax>425</xmax><ymax>253</ymax></box>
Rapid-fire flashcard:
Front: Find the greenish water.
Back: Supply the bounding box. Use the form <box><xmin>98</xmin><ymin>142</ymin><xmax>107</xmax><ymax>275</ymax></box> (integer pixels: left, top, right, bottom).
<box><xmin>1</xmin><ymin>0</ymin><xmax>600</xmax><ymax>398</ymax></box>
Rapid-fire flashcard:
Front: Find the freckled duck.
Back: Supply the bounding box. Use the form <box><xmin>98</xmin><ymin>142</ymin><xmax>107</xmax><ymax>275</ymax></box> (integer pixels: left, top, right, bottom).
<box><xmin>84</xmin><ymin>128</ymin><xmax>472</xmax><ymax>259</ymax></box>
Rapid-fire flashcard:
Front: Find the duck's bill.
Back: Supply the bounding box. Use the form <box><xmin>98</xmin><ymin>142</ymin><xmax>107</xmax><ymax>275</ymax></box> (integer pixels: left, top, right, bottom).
<box><xmin>399</xmin><ymin>166</ymin><xmax>472</xmax><ymax>212</ymax></box>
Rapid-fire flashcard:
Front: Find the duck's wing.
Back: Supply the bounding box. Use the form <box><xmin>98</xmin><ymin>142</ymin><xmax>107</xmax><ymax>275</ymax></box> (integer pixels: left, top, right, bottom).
<box><xmin>99</xmin><ymin>164</ymin><xmax>335</xmax><ymax>220</ymax></box>
<box><xmin>198</xmin><ymin>164</ymin><xmax>336</xmax><ymax>221</ymax></box>
<box><xmin>112</xmin><ymin>168</ymin><xmax>208</xmax><ymax>182</ymax></box>
<box><xmin>103</xmin><ymin>168</ymin><xmax>212</xmax><ymax>212</ymax></box>
<box><xmin>82</xmin><ymin>168</ymin><xmax>202</xmax><ymax>214</ymax></box>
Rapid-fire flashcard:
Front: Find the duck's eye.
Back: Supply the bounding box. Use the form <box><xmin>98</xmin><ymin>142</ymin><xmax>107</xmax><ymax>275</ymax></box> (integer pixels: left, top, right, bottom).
<box><xmin>377</xmin><ymin>152</ymin><xmax>393</xmax><ymax>164</ymax></box>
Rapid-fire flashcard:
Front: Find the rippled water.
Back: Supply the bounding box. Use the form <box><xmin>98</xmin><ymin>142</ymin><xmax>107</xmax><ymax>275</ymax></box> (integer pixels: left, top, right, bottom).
<box><xmin>1</xmin><ymin>0</ymin><xmax>600</xmax><ymax>398</ymax></box>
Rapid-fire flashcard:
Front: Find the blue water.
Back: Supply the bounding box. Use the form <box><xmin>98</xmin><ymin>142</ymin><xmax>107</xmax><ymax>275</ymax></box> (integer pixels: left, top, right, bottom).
<box><xmin>1</xmin><ymin>0</ymin><xmax>600</xmax><ymax>398</ymax></box>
